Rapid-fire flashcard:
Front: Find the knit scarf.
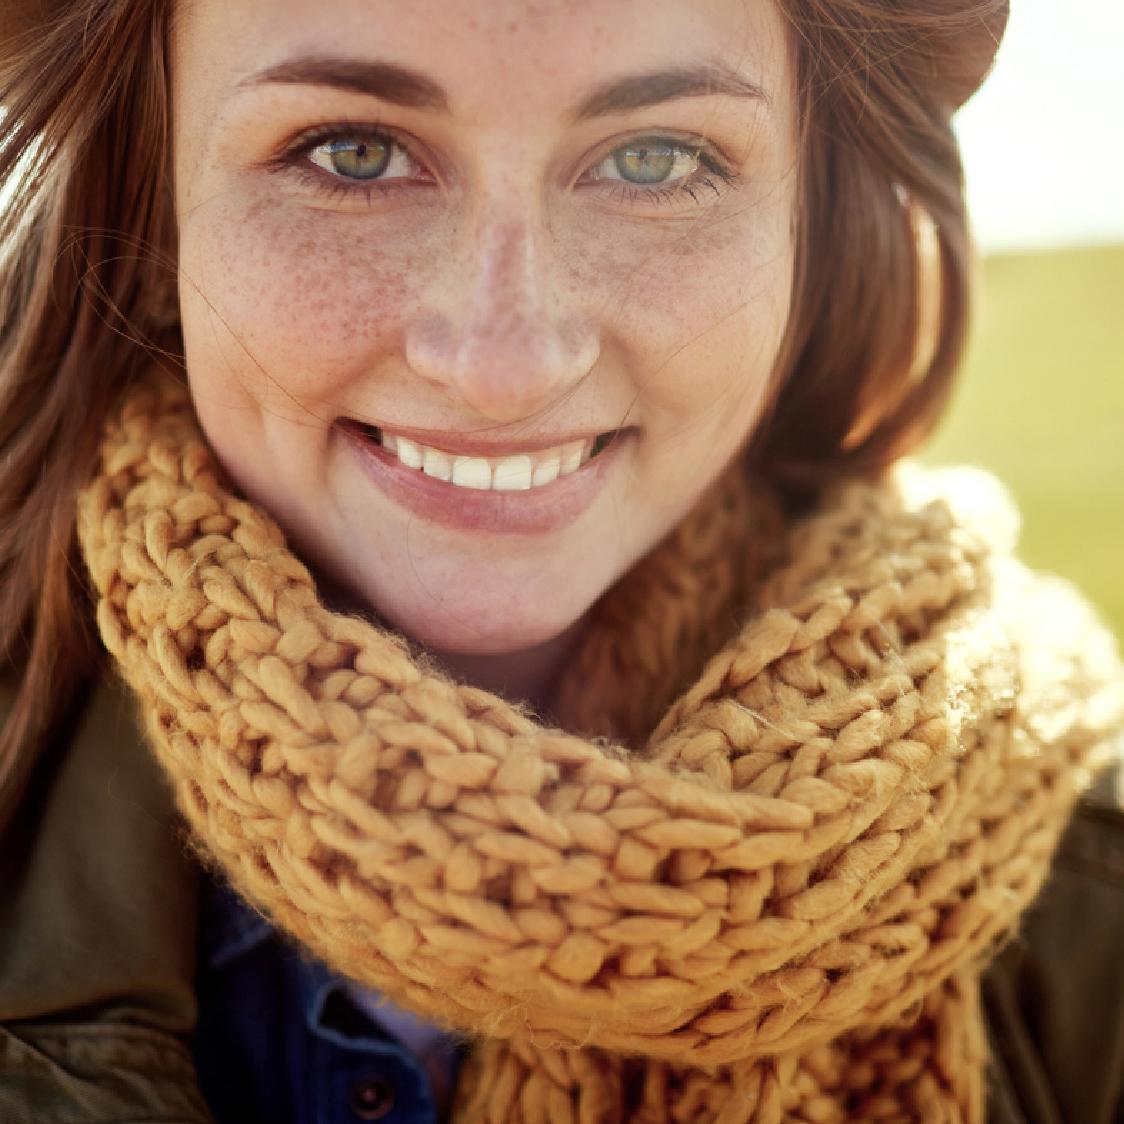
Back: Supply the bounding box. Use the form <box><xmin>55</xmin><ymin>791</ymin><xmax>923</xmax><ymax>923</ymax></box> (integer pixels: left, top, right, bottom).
<box><xmin>76</xmin><ymin>373</ymin><xmax>1124</xmax><ymax>1124</ymax></box>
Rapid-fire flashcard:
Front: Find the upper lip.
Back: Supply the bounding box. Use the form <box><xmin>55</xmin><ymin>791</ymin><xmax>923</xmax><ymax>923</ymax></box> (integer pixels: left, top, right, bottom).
<box><xmin>339</xmin><ymin>419</ymin><xmax>629</xmax><ymax>458</ymax></box>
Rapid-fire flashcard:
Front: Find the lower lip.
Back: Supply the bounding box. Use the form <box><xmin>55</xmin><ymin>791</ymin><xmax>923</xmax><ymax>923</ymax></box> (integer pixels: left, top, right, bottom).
<box><xmin>339</xmin><ymin>424</ymin><xmax>630</xmax><ymax>534</ymax></box>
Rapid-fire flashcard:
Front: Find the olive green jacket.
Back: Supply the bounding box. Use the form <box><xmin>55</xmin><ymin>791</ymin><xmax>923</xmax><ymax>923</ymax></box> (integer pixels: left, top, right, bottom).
<box><xmin>1</xmin><ymin>673</ymin><xmax>1122</xmax><ymax>1123</ymax></box>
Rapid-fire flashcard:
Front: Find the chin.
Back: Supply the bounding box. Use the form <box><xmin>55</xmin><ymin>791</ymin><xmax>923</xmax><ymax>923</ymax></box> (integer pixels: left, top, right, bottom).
<box><xmin>301</xmin><ymin>514</ymin><xmax>616</xmax><ymax>665</ymax></box>
<box><xmin>379</xmin><ymin>595</ymin><xmax>580</xmax><ymax>658</ymax></box>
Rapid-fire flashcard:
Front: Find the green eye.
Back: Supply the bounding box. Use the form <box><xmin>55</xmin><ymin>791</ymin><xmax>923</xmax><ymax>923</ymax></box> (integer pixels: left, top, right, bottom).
<box><xmin>584</xmin><ymin>135</ymin><xmax>733</xmax><ymax>205</ymax></box>
<box><xmin>294</xmin><ymin>128</ymin><xmax>424</xmax><ymax>194</ymax></box>
<box><xmin>321</xmin><ymin>137</ymin><xmax>392</xmax><ymax>180</ymax></box>
<box><xmin>612</xmin><ymin>142</ymin><xmax>685</xmax><ymax>185</ymax></box>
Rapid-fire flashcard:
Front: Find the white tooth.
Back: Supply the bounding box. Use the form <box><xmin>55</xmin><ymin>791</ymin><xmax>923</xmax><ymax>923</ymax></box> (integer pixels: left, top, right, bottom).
<box><xmin>381</xmin><ymin>432</ymin><xmax>399</xmax><ymax>454</ymax></box>
<box><xmin>451</xmin><ymin>456</ymin><xmax>493</xmax><ymax>490</ymax></box>
<box><xmin>492</xmin><ymin>455</ymin><xmax>533</xmax><ymax>491</ymax></box>
<box><xmin>396</xmin><ymin>436</ymin><xmax>423</xmax><ymax>469</ymax></box>
<box><xmin>531</xmin><ymin>452</ymin><xmax>561</xmax><ymax>487</ymax></box>
<box><xmin>423</xmin><ymin>446</ymin><xmax>452</xmax><ymax>481</ymax></box>
<box><xmin>558</xmin><ymin>440</ymin><xmax>584</xmax><ymax>476</ymax></box>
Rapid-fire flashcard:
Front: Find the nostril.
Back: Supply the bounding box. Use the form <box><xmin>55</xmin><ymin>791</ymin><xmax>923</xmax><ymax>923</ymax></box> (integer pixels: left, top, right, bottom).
<box><xmin>404</xmin><ymin>305</ymin><xmax>599</xmax><ymax>422</ymax></box>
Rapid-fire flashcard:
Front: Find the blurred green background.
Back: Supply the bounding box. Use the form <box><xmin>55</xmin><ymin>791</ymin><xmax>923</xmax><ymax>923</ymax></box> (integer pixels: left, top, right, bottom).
<box><xmin>923</xmin><ymin>244</ymin><xmax>1123</xmax><ymax>639</ymax></box>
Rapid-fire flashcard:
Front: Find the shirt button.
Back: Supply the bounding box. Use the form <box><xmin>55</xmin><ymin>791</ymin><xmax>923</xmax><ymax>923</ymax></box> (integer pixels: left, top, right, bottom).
<box><xmin>348</xmin><ymin>1074</ymin><xmax>396</xmax><ymax>1120</ymax></box>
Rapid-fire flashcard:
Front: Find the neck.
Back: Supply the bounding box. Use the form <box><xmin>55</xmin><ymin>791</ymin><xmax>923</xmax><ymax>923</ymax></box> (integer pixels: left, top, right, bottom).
<box><xmin>430</xmin><ymin>618</ymin><xmax>588</xmax><ymax>721</ymax></box>
<box><xmin>314</xmin><ymin>565</ymin><xmax>587</xmax><ymax>719</ymax></box>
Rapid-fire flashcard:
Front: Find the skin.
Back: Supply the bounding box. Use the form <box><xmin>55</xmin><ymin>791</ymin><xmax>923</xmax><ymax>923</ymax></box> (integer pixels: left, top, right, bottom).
<box><xmin>172</xmin><ymin>0</ymin><xmax>799</xmax><ymax>712</ymax></box>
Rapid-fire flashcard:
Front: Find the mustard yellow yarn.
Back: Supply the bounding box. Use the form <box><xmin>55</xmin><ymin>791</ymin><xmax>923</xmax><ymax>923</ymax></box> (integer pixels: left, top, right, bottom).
<box><xmin>77</xmin><ymin>373</ymin><xmax>1124</xmax><ymax>1123</ymax></box>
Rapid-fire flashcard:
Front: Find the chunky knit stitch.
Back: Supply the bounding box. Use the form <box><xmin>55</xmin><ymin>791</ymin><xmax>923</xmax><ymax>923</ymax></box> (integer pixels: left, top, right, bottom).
<box><xmin>77</xmin><ymin>373</ymin><xmax>1124</xmax><ymax>1123</ymax></box>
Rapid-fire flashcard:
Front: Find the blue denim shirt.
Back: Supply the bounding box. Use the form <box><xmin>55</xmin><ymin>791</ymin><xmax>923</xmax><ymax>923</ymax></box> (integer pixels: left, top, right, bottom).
<box><xmin>192</xmin><ymin>875</ymin><xmax>467</xmax><ymax>1124</ymax></box>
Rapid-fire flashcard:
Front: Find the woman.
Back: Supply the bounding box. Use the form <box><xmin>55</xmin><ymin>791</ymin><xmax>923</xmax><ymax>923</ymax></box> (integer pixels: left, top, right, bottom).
<box><xmin>1</xmin><ymin>1</ymin><xmax>1122</xmax><ymax>1121</ymax></box>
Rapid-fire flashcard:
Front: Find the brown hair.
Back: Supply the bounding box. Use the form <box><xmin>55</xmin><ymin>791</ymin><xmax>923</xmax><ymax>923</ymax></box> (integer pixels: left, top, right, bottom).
<box><xmin>758</xmin><ymin>0</ymin><xmax>1009</xmax><ymax>485</ymax></box>
<box><xmin>0</xmin><ymin>0</ymin><xmax>1007</xmax><ymax>821</ymax></box>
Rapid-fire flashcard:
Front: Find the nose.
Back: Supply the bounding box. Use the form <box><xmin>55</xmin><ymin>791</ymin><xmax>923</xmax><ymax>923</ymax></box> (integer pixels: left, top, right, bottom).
<box><xmin>404</xmin><ymin>214</ymin><xmax>600</xmax><ymax>425</ymax></box>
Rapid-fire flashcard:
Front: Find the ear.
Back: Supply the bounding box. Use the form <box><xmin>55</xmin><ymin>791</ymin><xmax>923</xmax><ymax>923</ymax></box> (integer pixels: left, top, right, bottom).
<box><xmin>928</xmin><ymin>1</ymin><xmax>1011</xmax><ymax>110</ymax></box>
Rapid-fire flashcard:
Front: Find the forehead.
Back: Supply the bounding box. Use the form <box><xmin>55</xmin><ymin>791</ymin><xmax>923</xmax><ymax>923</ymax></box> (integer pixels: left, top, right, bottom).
<box><xmin>173</xmin><ymin>0</ymin><xmax>792</xmax><ymax>115</ymax></box>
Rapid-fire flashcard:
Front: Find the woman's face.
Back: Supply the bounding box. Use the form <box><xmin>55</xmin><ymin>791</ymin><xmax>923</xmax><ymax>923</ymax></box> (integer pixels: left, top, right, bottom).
<box><xmin>172</xmin><ymin>0</ymin><xmax>798</xmax><ymax>673</ymax></box>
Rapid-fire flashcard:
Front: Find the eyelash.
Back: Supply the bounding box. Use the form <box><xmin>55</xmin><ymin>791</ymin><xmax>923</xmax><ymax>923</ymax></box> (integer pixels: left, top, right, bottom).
<box><xmin>267</xmin><ymin>123</ymin><xmax>739</xmax><ymax>208</ymax></box>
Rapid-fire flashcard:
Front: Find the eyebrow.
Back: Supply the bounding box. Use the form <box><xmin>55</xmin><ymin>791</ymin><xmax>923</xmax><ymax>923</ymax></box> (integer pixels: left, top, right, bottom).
<box><xmin>241</xmin><ymin>56</ymin><xmax>769</xmax><ymax>118</ymax></box>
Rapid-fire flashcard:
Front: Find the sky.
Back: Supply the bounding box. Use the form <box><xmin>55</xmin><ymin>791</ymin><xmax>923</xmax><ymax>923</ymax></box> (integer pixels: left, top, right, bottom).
<box><xmin>954</xmin><ymin>0</ymin><xmax>1124</xmax><ymax>252</ymax></box>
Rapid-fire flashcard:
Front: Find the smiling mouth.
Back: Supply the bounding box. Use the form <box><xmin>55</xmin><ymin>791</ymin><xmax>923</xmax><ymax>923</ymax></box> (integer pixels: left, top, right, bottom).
<box><xmin>348</xmin><ymin>423</ymin><xmax>623</xmax><ymax>493</ymax></box>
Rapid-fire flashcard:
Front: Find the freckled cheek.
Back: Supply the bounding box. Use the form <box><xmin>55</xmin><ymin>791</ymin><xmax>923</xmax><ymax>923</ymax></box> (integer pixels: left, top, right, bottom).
<box><xmin>179</xmin><ymin>198</ymin><xmax>431</xmax><ymax>400</ymax></box>
<box><xmin>568</xmin><ymin>214</ymin><xmax>794</xmax><ymax>411</ymax></box>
